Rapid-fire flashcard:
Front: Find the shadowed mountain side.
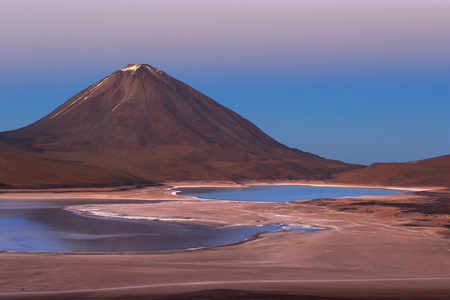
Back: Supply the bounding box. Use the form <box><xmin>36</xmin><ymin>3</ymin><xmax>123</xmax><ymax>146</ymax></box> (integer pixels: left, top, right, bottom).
<box><xmin>0</xmin><ymin>64</ymin><xmax>361</xmax><ymax>181</ymax></box>
<box><xmin>0</xmin><ymin>148</ymin><xmax>150</xmax><ymax>189</ymax></box>
<box><xmin>333</xmin><ymin>156</ymin><xmax>450</xmax><ymax>188</ymax></box>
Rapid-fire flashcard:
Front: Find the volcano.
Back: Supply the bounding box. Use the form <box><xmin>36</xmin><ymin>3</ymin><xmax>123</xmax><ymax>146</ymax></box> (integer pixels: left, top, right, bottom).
<box><xmin>0</xmin><ymin>64</ymin><xmax>360</xmax><ymax>183</ymax></box>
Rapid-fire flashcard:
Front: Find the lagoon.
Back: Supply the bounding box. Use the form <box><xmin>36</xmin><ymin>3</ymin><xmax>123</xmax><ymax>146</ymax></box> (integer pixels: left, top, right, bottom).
<box><xmin>0</xmin><ymin>185</ymin><xmax>410</xmax><ymax>252</ymax></box>
<box><xmin>0</xmin><ymin>198</ymin><xmax>305</xmax><ymax>253</ymax></box>
<box><xmin>176</xmin><ymin>185</ymin><xmax>412</xmax><ymax>202</ymax></box>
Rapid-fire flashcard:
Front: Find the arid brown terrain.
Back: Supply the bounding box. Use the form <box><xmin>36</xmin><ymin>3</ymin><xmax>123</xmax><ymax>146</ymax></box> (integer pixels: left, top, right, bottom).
<box><xmin>0</xmin><ymin>183</ymin><xmax>448</xmax><ymax>299</ymax></box>
<box><xmin>333</xmin><ymin>154</ymin><xmax>450</xmax><ymax>188</ymax></box>
<box><xmin>0</xmin><ymin>148</ymin><xmax>149</xmax><ymax>189</ymax></box>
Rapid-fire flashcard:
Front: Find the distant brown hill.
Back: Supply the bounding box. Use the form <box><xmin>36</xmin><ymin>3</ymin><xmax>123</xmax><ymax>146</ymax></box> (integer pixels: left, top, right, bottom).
<box><xmin>0</xmin><ymin>64</ymin><xmax>360</xmax><ymax>183</ymax></box>
<box><xmin>333</xmin><ymin>155</ymin><xmax>450</xmax><ymax>187</ymax></box>
<box><xmin>413</xmin><ymin>154</ymin><xmax>450</xmax><ymax>168</ymax></box>
<box><xmin>0</xmin><ymin>148</ymin><xmax>147</xmax><ymax>189</ymax></box>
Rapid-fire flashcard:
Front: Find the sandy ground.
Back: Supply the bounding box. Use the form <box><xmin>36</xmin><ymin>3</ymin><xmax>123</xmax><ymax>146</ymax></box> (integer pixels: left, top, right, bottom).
<box><xmin>0</xmin><ymin>181</ymin><xmax>449</xmax><ymax>299</ymax></box>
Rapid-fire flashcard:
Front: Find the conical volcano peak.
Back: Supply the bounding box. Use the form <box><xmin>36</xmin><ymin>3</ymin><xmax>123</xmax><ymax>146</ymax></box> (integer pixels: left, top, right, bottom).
<box><xmin>0</xmin><ymin>64</ymin><xmax>360</xmax><ymax>181</ymax></box>
<box><xmin>120</xmin><ymin>63</ymin><xmax>163</xmax><ymax>74</ymax></box>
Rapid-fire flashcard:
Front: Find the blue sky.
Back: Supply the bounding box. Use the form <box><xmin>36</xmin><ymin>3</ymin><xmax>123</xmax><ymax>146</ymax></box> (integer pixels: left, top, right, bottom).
<box><xmin>1</xmin><ymin>0</ymin><xmax>449</xmax><ymax>165</ymax></box>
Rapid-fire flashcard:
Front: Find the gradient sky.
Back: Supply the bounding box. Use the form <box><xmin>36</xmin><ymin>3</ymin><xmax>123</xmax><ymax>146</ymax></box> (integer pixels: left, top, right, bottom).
<box><xmin>1</xmin><ymin>0</ymin><xmax>449</xmax><ymax>165</ymax></box>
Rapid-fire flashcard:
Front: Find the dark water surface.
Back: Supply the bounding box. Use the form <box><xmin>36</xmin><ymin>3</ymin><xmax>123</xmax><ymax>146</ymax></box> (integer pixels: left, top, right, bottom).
<box><xmin>177</xmin><ymin>185</ymin><xmax>412</xmax><ymax>202</ymax></box>
<box><xmin>0</xmin><ymin>198</ymin><xmax>295</xmax><ymax>253</ymax></box>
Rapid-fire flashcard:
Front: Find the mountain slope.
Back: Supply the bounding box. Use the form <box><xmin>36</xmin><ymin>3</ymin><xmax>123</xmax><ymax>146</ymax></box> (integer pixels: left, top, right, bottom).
<box><xmin>333</xmin><ymin>155</ymin><xmax>450</xmax><ymax>187</ymax></box>
<box><xmin>413</xmin><ymin>154</ymin><xmax>450</xmax><ymax>168</ymax></box>
<box><xmin>0</xmin><ymin>148</ymin><xmax>148</xmax><ymax>189</ymax></box>
<box><xmin>0</xmin><ymin>64</ymin><xmax>360</xmax><ymax>182</ymax></box>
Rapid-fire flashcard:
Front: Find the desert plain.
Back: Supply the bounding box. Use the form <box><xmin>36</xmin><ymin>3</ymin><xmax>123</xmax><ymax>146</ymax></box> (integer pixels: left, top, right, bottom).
<box><xmin>0</xmin><ymin>181</ymin><xmax>448</xmax><ymax>300</ymax></box>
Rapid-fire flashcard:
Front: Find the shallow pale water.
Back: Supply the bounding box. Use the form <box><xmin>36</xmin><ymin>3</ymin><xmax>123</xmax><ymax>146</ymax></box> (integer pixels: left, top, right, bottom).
<box><xmin>2</xmin><ymin>185</ymin><xmax>404</xmax><ymax>252</ymax></box>
<box><xmin>0</xmin><ymin>198</ymin><xmax>313</xmax><ymax>253</ymax></box>
<box><xmin>176</xmin><ymin>185</ymin><xmax>412</xmax><ymax>202</ymax></box>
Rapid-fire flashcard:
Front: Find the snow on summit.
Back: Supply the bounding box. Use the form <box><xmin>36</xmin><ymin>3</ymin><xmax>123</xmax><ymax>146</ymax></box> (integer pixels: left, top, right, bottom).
<box><xmin>121</xmin><ymin>64</ymin><xmax>142</xmax><ymax>72</ymax></box>
<box><xmin>120</xmin><ymin>64</ymin><xmax>163</xmax><ymax>74</ymax></box>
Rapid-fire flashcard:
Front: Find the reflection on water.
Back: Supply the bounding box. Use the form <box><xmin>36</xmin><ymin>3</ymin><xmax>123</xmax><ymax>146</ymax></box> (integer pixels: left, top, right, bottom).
<box><xmin>177</xmin><ymin>185</ymin><xmax>412</xmax><ymax>202</ymax></box>
<box><xmin>0</xmin><ymin>198</ymin><xmax>288</xmax><ymax>252</ymax></box>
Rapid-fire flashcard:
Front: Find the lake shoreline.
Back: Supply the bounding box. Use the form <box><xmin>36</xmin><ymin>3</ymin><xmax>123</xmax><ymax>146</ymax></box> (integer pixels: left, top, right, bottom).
<box><xmin>0</xmin><ymin>181</ymin><xmax>449</xmax><ymax>299</ymax></box>
<box><xmin>0</xmin><ymin>179</ymin><xmax>438</xmax><ymax>198</ymax></box>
